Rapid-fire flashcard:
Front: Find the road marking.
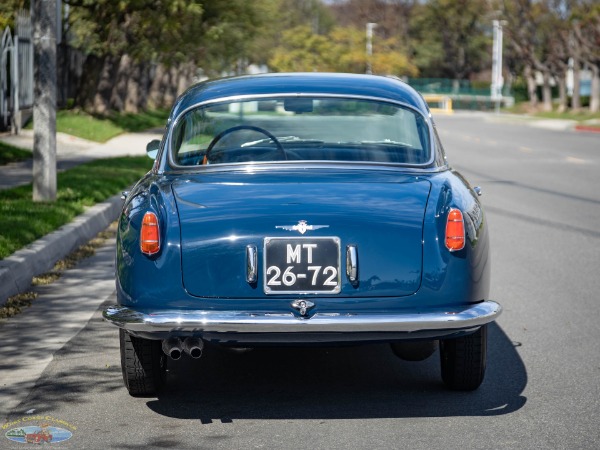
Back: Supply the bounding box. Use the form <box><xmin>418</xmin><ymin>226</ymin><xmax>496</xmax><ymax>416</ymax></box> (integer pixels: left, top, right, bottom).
<box><xmin>565</xmin><ymin>156</ymin><xmax>586</xmax><ymax>164</ymax></box>
<box><xmin>519</xmin><ymin>146</ymin><xmax>533</xmax><ymax>153</ymax></box>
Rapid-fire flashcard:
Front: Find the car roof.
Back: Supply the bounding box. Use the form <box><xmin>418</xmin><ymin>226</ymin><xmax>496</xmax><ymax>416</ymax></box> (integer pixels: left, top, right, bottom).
<box><xmin>170</xmin><ymin>73</ymin><xmax>430</xmax><ymax>119</ymax></box>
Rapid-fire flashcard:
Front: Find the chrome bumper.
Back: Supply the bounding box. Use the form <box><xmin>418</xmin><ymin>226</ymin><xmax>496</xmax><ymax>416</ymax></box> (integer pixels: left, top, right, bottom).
<box><xmin>103</xmin><ymin>301</ymin><xmax>501</xmax><ymax>341</ymax></box>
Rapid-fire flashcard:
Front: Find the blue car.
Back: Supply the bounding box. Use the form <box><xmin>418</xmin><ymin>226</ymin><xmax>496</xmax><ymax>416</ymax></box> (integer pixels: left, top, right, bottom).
<box><xmin>103</xmin><ymin>73</ymin><xmax>501</xmax><ymax>395</ymax></box>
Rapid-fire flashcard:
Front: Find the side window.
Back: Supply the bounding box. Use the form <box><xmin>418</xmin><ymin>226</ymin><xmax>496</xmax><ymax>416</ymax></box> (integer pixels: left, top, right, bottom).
<box><xmin>432</xmin><ymin>125</ymin><xmax>447</xmax><ymax>167</ymax></box>
<box><xmin>172</xmin><ymin>110</ymin><xmax>216</xmax><ymax>165</ymax></box>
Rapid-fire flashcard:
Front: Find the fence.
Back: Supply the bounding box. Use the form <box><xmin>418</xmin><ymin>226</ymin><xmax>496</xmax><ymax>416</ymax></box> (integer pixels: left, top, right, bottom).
<box><xmin>0</xmin><ymin>10</ymin><xmax>33</xmax><ymax>133</ymax></box>
<box><xmin>407</xmin><ymin>78</ymin><xmax>514</xmax><ymax>111</ymax></box>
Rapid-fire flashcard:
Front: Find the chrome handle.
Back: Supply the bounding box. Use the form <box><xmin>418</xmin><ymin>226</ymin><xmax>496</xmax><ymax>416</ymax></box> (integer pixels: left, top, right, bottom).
<box><xmin>121</xmin><ymin>190</ymin><xmax>130</xmax><ymax>200</ymax></box>
<box><xmin>473</xmin><ymin>186</ymin><xmax>483</xmax><ymax>197</ymax></box>
<box><xmin>346</xmin><ymin>245</ymin><xmax>358</xmax><ymax>283</ymax></box>
<box><xmin>246</xmin><ymin>245</ymin><xmax>257</xmax><ymax>284</ymax></box>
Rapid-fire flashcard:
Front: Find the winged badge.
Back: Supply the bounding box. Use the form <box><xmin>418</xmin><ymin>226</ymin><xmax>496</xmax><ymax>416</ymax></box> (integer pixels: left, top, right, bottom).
<box><xmin>275</xmin><ymin>220</ymin><xmax>329</xmax><ymax>235</ymax></box>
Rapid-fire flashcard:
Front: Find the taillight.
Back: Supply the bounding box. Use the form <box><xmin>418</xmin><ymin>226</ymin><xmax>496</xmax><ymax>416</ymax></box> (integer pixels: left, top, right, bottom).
<box><xmin>140</xmin><ymin>212</ymin><xmax>160</xmax><ymax>255</ymax></box>
<box><xmin>445</xmin><ymin>208</ymin><xmax>465</xmax><ymax>251</ymax></box>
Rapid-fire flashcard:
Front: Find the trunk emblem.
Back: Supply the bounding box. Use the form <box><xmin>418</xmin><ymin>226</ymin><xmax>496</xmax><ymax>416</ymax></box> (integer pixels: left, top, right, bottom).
<box><xmin>276</xmin><ymin>220</ymin><xmax>328</xmax><ymax>235</ymax></box>
<box><xmin>291</xmin><ymin>299</ymin><xmax>315</xmax><ymax>317</ymax></box>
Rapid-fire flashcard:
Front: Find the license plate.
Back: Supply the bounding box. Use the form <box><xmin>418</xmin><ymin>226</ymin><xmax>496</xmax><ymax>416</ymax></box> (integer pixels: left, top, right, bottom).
<box><xmin>264</xmin><ymin>237</ymin><xmax>341</xmax><ymax>294</ymax></box>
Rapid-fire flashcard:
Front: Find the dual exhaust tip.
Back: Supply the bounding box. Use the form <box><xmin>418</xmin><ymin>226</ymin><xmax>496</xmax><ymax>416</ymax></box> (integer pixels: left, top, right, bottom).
<box><xmin>162</xmin><ymin>337</ymin><xmax>203</xmax><ymax>360</ymax></box>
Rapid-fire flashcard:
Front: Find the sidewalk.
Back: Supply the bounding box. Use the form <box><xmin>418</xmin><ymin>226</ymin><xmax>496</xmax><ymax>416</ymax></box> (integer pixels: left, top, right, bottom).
<box><xmin>0</xmin><ymin>129</ymin><xmax>162</xmax><ymax>190</ymax></box>
<box><xmin>482</xmin><ymin>112</ymin><xmax>579</xmax><ymax>131</ymax></box>
<box><xmin>479</xmin><ymin>111</ymin><xmax>600</xmax><ymax>133</ymax></box>
<box><xmin>0</xmin><ymin>129</ymin><xmax>162</xmax><ymax>303</ymax></box>
<box><xmin>0</xmin><ymin>236</ymin><xmax>117</xmax><ymax>419</ymax></box>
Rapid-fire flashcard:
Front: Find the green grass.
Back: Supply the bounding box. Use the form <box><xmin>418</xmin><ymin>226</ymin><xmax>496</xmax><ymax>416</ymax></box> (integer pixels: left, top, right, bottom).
<box><xmin>55</xmin><ymin>110</ymin><xmax>125</xmax><ymax>142</ymax></box>
<box><xmin>0</xmin><ymin>141</ymin><xmax>32</xmax><ymax>165</ymax></box>
<box><xmin>25</xmin><ymin>109</ymin><xmax>170</xmax><ymax>143</ymax></box>
<box><xmin>533</xmin><ymin>110</ymin><xmax>600</xmax><ymax>124</ymax></box>
<box><xmin>0</xmin><ymin>156</ymin><xmax>152</xmax><ymax>259</ymax></box>
<box><xmin>504</xmin><ymin>103</ymin><xmax>600</xmax><ymax>124</ymax></box>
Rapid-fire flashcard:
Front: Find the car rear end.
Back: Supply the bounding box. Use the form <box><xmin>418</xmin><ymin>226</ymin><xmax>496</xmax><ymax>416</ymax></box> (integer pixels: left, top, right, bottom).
<box><xmin>104</xmin><ymin>74</ymin><xmax>501</xmax><ymax>394</ymax></box>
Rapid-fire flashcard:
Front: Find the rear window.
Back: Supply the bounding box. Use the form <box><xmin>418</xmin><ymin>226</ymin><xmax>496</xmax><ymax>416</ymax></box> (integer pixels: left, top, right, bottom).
<box><xmin>171</xmin><ymin>97</ymin><xmax>431</xmax><ymax>166</ymax></box>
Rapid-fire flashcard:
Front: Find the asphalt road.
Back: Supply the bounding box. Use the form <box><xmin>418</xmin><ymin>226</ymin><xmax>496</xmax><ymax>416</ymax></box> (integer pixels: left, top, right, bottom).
<box><xmin>2</xmin><ymin>112</ymin><xmax>599</xmax><ymax>449</ymax></box>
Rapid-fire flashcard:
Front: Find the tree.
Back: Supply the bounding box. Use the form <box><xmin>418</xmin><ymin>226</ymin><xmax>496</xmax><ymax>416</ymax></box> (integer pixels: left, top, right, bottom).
<box><xmin>268</xmin><ymin>25</ymin><xmax>417</xmax><ymax>76</ymax></box>
<box><xmin>572</xmin><ymin>1</ymin><xmax>600</xmax><ymax>112</ymax></box>
<box><xmin>64</xmin><ymin>0</ymin><xmax>263</xmax><ymax>114</ymax></box>
<box><xmin>247</xmin><ymin>0</ymin><xmax>335</xmax><ymax>68</ymax></box>
<box><xmin>0</xmin><ymin>0</ymin><xmax>26</xmax><ymax>30</ymax></box>
<box><xmin>410</xmin><ymin>0</ymin><xmax>491</xmax><ymax>81</ymax></box>
<box><xmin>328</xmin><ymin>0</ymin><xmax>414</xmax><ymax>42</ymax></box>
<box><xmin>502</xmin><ymin>0</ymin><xmax>557</xmax><ymax>110</ymax></box>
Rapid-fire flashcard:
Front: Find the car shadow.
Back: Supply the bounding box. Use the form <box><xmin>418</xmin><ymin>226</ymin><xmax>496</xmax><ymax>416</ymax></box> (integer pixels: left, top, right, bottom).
<box><xmin>147</xmin><ymin>322</ymin><xmax>526</xmax><ymax>421</ymax></box>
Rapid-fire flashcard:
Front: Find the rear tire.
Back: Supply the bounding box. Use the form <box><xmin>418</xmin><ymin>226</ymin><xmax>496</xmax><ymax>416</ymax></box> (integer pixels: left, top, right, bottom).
<box><xmin>440</xmin><ymin>325</ymin><xmax>487</xmax><ymax>391</ymax></box>
<box><xmin>120</xmin><ymin>329</ymin><xmax>166</xmax><ymax>396</ymax></box>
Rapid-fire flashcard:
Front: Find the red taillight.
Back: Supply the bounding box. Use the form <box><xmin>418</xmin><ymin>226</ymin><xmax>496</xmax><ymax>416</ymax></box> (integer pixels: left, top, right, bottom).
<box><xmin>445</xmin><ymin>208</ymin><xmax>465</xmax><ymax>251</ymax></box>
<box><xmin>140</xmin><ymin>212</ymin><xmax>160</xmax><ymax>255</ymax></box>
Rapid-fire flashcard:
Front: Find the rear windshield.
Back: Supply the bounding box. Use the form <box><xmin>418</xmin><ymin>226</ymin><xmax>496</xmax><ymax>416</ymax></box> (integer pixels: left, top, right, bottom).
<box><xmin>171</xmin><ymin>97</ymin><xmax>431</xmax><ymax>166</ymax></box>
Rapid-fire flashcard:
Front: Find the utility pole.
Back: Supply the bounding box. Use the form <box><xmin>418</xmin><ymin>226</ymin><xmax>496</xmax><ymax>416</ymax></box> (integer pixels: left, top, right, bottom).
<box><xmin>32</xmin><ymin>0</ymin><xmax>57</xmax><ymax>202</ymax></box>
<box><xmin>366</xmin><ymin>23</ymin><xmax>377</xmax><ymax>75</ymax></box>
<box><xmin>491</xmin><ymin>19</ymin><xmax>504</xmax><ymax>114</ymax></box>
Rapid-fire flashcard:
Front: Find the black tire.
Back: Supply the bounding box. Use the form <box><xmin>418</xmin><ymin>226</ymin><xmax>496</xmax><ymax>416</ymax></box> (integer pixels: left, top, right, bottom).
<box><xmin>390</xmin><ymin>340</ymin><xmax>437</xmax><ymax>361</ymax></box>
<box><xmin>440</xmin><ymin>325</ymin><xmax>487</xmax><ymax>391</ymax></box>
<box><xmin>119</xmin><ymin>329</ymin><xmax>167</xmax><ymax>396</ymax></box>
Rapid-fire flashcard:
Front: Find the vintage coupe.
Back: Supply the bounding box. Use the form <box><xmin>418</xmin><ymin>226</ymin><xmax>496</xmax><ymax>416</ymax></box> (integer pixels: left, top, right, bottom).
<box><xmin>103</xmin><ymin>73</ymin><xmax>501</xmax><ymax>395</ymax></box>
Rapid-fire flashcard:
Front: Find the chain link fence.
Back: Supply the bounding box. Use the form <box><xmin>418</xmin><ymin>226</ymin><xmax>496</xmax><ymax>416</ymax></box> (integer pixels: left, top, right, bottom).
<box><xmin>407</xmin><ymin>78</ymin><xmax>514</xmax><ymax>111</ymax></box>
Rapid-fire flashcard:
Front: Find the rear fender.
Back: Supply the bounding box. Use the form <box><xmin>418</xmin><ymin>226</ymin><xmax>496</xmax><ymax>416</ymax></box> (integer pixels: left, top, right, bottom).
<box><xmin>420</xmin><ymin>171</ymin><xmax>490</xmax><ymax>305</ymax></box>
<box><xmin>116</xmin><ymin>177</ymin><xmax>186</xmax><ymax>306</ymax></box>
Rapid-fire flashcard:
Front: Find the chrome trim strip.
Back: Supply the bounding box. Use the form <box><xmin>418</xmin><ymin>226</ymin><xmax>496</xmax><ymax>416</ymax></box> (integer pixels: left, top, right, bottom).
<box><xmin>346</xmin><ymin>245</ymin><xmax>358</xmax><ymax>283</ymax></box>
<box><xmin>103</xmin><ymin>301</ymin><xmax>502</xmax><ymax>335</ymax></box>
<box><xmin>164</xmin><ymin>161</ymin><xmax>446</xmax><ymax>176</ymax></box>
<box><xmin>246</xmin><ymin>245</ymin><xmax>257</xmax><ymax>284</ymax></box>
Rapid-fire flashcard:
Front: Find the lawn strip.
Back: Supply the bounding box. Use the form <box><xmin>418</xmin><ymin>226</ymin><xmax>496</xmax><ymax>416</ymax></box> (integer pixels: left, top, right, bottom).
<box><xmin>0</xmin><ymin>156</ymin><xmax>151</xmax><ymax>259</ymax></box>
<box><xmin>0</xmin><ymin>141</ymin><xmax>32</xmax><ymax>165</ymax></box>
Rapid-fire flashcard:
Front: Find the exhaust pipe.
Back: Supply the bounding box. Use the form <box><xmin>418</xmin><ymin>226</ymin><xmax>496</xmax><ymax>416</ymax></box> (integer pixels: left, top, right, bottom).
<box><xmin>183</xmin><ymin>337</ymin><xmax>204</xmax><ymax>359</ymax></box>
<box><xmin>162</xmin><ymin>337</ymin><xmax>183</xmax><ymax>360</ymax></box>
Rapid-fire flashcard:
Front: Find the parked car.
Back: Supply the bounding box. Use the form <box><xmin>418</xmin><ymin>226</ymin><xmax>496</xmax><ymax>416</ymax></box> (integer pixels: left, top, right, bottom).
<box><xmin>103</xmin><ymin>73</ymin><xmax>501</xmax><ymax>395</ymax></box>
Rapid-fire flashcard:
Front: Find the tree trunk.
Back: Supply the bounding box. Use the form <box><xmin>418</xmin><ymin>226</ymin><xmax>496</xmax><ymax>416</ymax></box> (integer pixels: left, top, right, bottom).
<box><xmin>557</xmin><ymin>71</ymin><xmax>567</xmax><ymax>113</ymax></box>
<box><xmin>110</xmin><ymin>55</ymin><xmax>131</xmax><ymax>113</ymax></box>
<box><xmin>589</xmin><ymin>63</ymin><xmax>599</xmax><ymax>113</ymax></box>
<box><xmin>76</xmin><ymin>54</ymin><xmax>121</xmax><ymax>115</ymax></box>
<box><xmin>541</xmin><ymin>71</ymin><xmax>553</xmax><ymax>112</ymax></box>
<box><xmin>572</xmin><ymin>58</ymin><xmax>581</xmax><ymax>112</ymax></box>
<box><xmin>123</xmin><ymin>59</ymin><xmax>147</xmax><ymax>113</ymax></box>
<box><xmin>524</xmin><ymin>65</ymin><xmax>538</xmax><ymax>109</ymax></box>
<box><xmin>177</xmin><ymin>63</ymin><xmax>195</xmax><ymax>96</ymax></box>
<box><xmin>75</xmin><ymin>55</ymin><xmax>102</xmax><ymax>112</ymax></box>
<box><xmin>77</xmin><ymin>55</ymin><xmax>196</xmax><ymax>114</ymax></box>
<box><xmin>33</xmin><ymin>0</ymin><xmax>57</xmax><ymax>202</ymax></box>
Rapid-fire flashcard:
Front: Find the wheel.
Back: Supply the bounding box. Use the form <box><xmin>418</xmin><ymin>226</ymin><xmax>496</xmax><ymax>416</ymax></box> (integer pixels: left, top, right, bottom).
<box><xmin>119</xmin><ymin>329</ymin><xmax>167</xmax><ymax>396</ymax></box>
<box><xmin>440</xmin><ymin>325</ymin><xmax>487</xmax><ymax>391</ymax></box>
<box><xmin>204</xmin><ymin>125</ymin><xmax>286</xmax><ymax>163</ymax></box>
<box><xmin>390</xmin><ymin>340</ymin><xmax>437</xmax><ymax>361</ymax></box>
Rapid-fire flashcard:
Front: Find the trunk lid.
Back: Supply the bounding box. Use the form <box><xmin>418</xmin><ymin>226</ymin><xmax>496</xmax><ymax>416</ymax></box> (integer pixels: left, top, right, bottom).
<box><xmin>173</xmin><ymin>170</ymin><xmax>431</xmax><ymax>298</ymax></box>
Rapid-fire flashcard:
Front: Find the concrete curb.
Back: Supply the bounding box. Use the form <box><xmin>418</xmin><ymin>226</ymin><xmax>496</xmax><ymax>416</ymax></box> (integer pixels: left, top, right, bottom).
<box><xmin>574</xmin><ymin>124</ymin><xmax>600</xmax><ymax>134</ymax></box>
<box><xmin>0</xmin><ymin>194</ymin><xmax>123</xmax><ymax>303</ymax></box>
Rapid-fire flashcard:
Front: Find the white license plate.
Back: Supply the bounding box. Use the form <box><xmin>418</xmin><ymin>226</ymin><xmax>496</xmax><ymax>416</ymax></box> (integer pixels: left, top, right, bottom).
<box><xmin>264</xmin><ymin>237</ymin><xmax>341</xmax><ymax>294</ymax></box>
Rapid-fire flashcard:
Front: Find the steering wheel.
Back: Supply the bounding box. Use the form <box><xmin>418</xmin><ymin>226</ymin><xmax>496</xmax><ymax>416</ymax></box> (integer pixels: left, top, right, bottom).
<box><xmin>203</xmin><ymin>125</ymin><xmax>287</xmax><ymax>164</ymax></box>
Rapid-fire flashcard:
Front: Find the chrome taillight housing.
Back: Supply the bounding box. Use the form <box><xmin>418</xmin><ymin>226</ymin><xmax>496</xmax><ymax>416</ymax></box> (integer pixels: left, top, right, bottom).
<box><xmin>445</xmin><ymin>208</ymin><xmax>465</xmax><ymax>251</ymax></box>
<box><xmin>140</xmin><ymin>211</ymin><xmax>160</xmax><ymax>255</ymax></box>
